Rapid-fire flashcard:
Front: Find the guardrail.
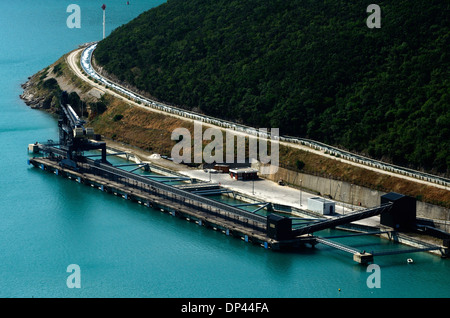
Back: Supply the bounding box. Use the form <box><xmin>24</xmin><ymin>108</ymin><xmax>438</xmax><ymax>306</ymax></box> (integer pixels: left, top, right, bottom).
<box><xmin>79</xmin><ymin>44</ymin><xmax>450</xmax><ymax>189</ymax></box>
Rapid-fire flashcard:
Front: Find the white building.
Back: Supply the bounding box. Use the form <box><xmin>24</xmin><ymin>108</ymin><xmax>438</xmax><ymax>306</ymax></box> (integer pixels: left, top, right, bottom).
<box><xmin>307</xmin><ymin>197</ymin><xmax>336</xmax><ymax>215</ymax></box>
<box><xmin>229</xmin><ymin>168</ymin><xmax>258</xmax><ymax>180</ymax></box>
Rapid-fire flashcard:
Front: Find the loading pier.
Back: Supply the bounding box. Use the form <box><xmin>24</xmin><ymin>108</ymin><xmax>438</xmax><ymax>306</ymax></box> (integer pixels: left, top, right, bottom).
<box><xmin>29</xmin><ymin>155</ymin><xmax>271</xmax><ymax>246</ymax></box>
<box><xmin>27</xmin><ymin>91</ymin><xmax>449</xmax><ymax>264</ymax></box>
<box><xmin>28</xmin><ymin>153</ymin><xmax>448</xmax><ymax>263</ymax></box>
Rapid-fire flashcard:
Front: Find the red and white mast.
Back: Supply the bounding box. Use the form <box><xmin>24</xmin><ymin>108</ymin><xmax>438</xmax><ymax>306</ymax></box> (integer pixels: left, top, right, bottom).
<box><xmin>102</xmin><ymin>4</ymin><xmax>106</xmax><ymax>39</ymax></box>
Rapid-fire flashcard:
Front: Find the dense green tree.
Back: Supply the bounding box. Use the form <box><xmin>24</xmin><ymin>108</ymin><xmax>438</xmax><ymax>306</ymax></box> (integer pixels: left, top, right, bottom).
<box><xmin>94</xmin><ymin>0</ymin><xmax>450</xmax><ymax>175</ymax></box>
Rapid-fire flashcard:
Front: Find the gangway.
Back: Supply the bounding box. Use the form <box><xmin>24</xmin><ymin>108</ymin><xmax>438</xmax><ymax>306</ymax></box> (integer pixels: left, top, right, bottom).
<box><xmin>315</xmin><ymin>237</ymin><xmax>360</xmax><ymax>255</ymax></box>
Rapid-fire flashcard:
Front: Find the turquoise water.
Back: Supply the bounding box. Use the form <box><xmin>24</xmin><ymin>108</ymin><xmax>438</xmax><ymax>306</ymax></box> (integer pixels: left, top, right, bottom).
<box><xmin>1</xmin><ymin>1</ymin><xmax>450</xmax><ymax>298</ymax></box>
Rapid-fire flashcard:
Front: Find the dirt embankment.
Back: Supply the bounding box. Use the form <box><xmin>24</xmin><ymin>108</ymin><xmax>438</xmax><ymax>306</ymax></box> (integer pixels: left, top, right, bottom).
<box><xmin>20</xmin><ymin>52</ymin><xmax>450</xmax><ymax>209</ymax></box>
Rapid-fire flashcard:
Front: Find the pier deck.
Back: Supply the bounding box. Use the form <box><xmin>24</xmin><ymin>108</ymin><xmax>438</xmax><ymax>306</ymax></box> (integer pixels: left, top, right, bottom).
<box><xmin>29</xmin><ymin>157</ymin><xmax>293</xmax><ymax>249</ymax></box>
<box><xmin>29</xmin><ymin>155</ymin><xmax>448</xmax><ymax>262</ymax></box>
<box><xmin>27</xmin><ymin>91</ymin><xmax>449</xmax><ymax>263</ymax></box>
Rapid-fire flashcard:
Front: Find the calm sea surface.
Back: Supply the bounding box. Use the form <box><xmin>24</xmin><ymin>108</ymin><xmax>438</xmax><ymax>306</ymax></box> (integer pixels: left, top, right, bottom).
<box><xmin>1</xmin><ymin>0</ymin><xmax>449</xmax><ymax>298</ymax></box>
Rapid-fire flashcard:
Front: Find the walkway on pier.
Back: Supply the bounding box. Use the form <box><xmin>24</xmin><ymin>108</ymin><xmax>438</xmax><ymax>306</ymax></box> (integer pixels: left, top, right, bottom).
<box><xmin>315</xmin><ymin>237</ymin><xmax>360</xmax><ymax>254</ymax></box>
<box><xmin>30</xmin><ymin>156</ymin><xmax>271</xmax><ymax>244</ymax></box>
<box><xmin>34</xmin><ymin>147</ymin><xmax>268</xmax><ymax>226</ymax></box>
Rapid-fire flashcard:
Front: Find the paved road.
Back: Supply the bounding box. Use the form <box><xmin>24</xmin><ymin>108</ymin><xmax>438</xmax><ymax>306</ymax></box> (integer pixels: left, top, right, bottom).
<box><xmin>65</xmin><ymin>46</ymin><xmax>449</xmax><ymax>192</ymax></box>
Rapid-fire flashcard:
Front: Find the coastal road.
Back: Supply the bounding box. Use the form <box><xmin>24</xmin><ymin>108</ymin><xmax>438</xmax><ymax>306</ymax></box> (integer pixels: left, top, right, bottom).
<box><xmin>66</xmin><ymin>46</ymin><xmax>449</xmax><ymax>192</ymax></box>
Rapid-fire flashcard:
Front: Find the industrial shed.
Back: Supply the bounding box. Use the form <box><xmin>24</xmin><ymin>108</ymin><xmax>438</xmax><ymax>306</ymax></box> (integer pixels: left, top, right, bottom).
<box><xmin>308</xmin><ymin>197</ymin><xmax>336</xmax><ymax>215</ymax></box>
<box><xmin>229</xmin><ymin>168</ymin><xmax>258</xmax><ymax>180</ymax></box>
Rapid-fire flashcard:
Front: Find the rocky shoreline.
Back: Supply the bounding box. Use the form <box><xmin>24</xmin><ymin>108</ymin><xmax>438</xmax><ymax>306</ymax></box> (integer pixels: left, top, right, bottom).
<box><xmin>19</xmin><ymin>76</ymin><xmax>47</xmax><ymax>109</ymax></box>
<box><xmin>19</xmin><ymin>56</ymin><xmax>92</xmax><ymax>114</ymax></box>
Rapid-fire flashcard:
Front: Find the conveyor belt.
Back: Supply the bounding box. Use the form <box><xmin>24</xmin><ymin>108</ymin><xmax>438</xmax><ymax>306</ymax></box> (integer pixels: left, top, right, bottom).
<box><xmin>43</xmin><ymin>146</ymin><xmax>267</xmax><ymax>225</ymax></box>
<box><xmin>291</xmin><ymin>203</ymin><xmax>393</xmax><ymax>236</ymax></box>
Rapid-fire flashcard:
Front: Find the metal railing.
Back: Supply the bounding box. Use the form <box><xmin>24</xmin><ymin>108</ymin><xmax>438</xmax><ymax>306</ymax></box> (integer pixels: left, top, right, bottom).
<box><xmin>38</xmin><ymin>147</ymin><xmax>268</xmax><ymax>236</ymax></box>
<box><xmin>40</xmin><ymin>145</ymin><xmax>267</xmax><ymax>229</ymax></box>
<box><xmin>80</xmin><ymin>44</ymin><xmax>450</xmax><ymax>189</ymax></box>
<box><xmin>291</xmin><ymin>203</ymin><xmax>393</xmax><ymax>236</ymax></box>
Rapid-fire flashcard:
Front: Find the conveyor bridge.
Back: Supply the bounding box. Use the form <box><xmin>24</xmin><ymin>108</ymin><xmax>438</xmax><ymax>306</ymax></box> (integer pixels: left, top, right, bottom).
<box><xmin>267</xmin><ymin>203</ymin><xmax>394</xmax><ymax>240</ymax></box>
<box><xmin>291</xmin><ymin>203</ymin><xmax>393</xmax><ymax>237</ymax></box>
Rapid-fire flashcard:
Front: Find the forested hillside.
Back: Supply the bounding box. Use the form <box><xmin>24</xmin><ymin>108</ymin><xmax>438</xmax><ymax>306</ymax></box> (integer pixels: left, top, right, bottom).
<box><xmin>94</xmin><ymin>0</ymin><xmax>450</xmax><ymax>175</ymax></box>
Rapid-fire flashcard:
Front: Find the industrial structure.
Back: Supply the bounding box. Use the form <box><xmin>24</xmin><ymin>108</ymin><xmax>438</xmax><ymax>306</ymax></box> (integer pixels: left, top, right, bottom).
<box><xmin>80</xmin><ymin>43</ymin><xmax>450</xmax><ymax>189</ymax></box>
<box><xmin>307</xmin><ymin>197</ymin><xmax>336</xmax><ymax>215</ymax></box>
<box><xmin>56</xmin><ymin>91</ymin><xmax>108</xmax><ymax>167</ymax></box>
<box><xmin>229</xmin><ymin>168</ymin><xmax>258</xmax><ymax>180</ymax></box>
<box><xmin>27</xmin><ymin>92</ymin><xmax>449</xmax><ymax>264</ymax></box>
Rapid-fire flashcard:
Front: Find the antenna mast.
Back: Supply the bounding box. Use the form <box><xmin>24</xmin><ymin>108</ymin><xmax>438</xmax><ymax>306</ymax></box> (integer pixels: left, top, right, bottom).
<box><xmin>102</xmin><ymin>4</ymin><xmax>106</xmax><ymax>39</ymax></box>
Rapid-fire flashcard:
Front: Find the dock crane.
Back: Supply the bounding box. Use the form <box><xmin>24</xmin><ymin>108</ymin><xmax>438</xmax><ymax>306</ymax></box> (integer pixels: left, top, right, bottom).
<box><xmin>58</xmin><ymin>91</ymin><xmax>108</xmax><ymax>168</ymax></box>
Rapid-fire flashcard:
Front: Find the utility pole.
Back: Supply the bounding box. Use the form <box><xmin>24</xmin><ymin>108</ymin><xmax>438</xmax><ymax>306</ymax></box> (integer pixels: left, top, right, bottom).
<box><xmin>102</xmin><ymin>4</ymin><xmax>106</xmax><ymax>40</ymax></box>
<box><xmin>329</xmin><ymin>174</ymin><xmax>332</xmax><ymax>199</ymax></box>
<box><xmin>350</xmin><ymin>183</ymin><xmax>354</xmax><ymax>211</ymax></box>
<box><xmin>299</xmin><ymin>179</ymin><xmax>302</xmax><ymax>207</ymax></box>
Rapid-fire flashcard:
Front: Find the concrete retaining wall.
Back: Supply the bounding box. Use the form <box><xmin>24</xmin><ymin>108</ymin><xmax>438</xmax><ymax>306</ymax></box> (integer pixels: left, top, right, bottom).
<box><xmin>257</xmin><ymin>165</ymin><xmax>450</xmax><ymax>231</ymax></box>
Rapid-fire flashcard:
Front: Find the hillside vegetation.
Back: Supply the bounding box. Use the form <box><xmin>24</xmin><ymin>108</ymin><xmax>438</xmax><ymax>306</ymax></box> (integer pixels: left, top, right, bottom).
<box><xmin>94</xmin><ymin>0</ymin><xmax>449</xmax><ymax>175</ymax></box>
<box><xmin>21</xmin><ymin>52</ymin><xmax>450</xmax><ymax>207</ymax></box>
